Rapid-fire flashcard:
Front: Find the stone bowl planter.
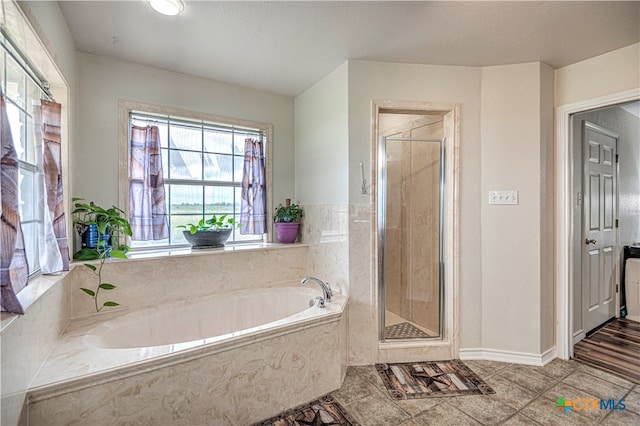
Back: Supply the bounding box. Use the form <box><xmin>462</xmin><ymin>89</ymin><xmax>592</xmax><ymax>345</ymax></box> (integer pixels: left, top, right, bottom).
<box><xmin>183</xmin><ymin>229</ymin><xmax>233</xmax><ymax>249</ymax></box>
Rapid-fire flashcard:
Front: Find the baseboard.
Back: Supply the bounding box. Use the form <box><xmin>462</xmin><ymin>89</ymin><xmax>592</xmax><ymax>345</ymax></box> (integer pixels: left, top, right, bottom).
<box><xmin>460</xmin><ymin>347</ymin><xmax>556</xmax><ymax>366</ymax></box>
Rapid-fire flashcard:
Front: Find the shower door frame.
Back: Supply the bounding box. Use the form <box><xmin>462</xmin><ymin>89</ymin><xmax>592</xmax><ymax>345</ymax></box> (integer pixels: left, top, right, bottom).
<box><xmin>378</xmin><ymin>136</ymin><xmax>446</xmax><ymax>342</ymax></box>
<box><xmin>372</xmin><ymin>100</ymin><xmax>460</xmax><ymax>362</ymax></box>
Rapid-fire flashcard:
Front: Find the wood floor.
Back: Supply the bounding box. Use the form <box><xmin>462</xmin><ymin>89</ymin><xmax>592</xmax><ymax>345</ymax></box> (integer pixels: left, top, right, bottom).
<box><xmin>574</xmin><ymin>318</ymin><xmax>640</xmax><ymax>385</ymax></box>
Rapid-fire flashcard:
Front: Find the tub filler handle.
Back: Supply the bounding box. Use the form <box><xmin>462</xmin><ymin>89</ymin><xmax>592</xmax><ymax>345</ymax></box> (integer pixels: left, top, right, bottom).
<box><xmin>301</xmin><ymin>276</ymin><xmax>332</xmax><ymax>308</ymax></box>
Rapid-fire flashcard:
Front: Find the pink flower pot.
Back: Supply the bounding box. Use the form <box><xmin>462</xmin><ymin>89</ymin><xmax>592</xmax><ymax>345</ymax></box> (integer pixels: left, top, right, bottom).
<box><xmin>274</xmin><ymin>222</ymin><xmax>300</xmax><ymax>243</ymax></box>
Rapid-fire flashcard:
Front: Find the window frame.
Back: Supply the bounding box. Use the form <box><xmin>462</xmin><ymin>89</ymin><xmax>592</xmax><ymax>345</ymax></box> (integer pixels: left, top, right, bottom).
<box><xmin>1</xmin><ymin>32</ymin><xmax>51</xmax><ymax>276</ymax></box>
<box><xmin>119</xmin><ymin>100</ymin><xmax>273</xmax><ymax>250</ymax></box>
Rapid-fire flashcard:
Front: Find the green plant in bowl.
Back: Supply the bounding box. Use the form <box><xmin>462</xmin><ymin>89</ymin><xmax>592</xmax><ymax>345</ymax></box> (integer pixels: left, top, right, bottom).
<box><xmin>177</xmin><ymin>214</ymin><xmax>237</xmax><ymax>234</ymax></box>
<box><xmin>177</xmin><ymin>214</ymin><xmax>238</xmax><ymax>249</ymax></box>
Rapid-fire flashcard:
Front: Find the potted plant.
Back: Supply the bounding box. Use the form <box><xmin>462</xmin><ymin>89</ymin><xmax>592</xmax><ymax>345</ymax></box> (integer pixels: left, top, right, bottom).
<box><xmin>177</xmin><ymin>214</ymin><xmax>237</xmax><ymax>249</ymax></box>
<box><xmin>72</xmin><ymin>198</ymin><xmax>132</xmax><ymax>256</ymax></box>
<box><xmin>274</xmin><ymin>199</ymin><xmax>303</xmax><ymax>243</ymax></box>
<box><xmin>71</xmin><ymin>198</ymin><xmax>132</xmax><ymax>312</ymax></box>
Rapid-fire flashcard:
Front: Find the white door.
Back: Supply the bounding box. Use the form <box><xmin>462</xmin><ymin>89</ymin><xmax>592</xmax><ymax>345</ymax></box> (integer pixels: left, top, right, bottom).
<box><xmin>582</xmin><ymin>121</ymin><xmax>618</xmax><ymax>333</ymax></box>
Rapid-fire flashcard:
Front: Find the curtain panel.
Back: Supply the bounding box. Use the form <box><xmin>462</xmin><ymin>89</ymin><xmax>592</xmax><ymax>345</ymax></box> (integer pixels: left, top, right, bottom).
<box><xmin>240</xmin><ymin>137</ymin><xmax>266</xmax><ymax>235</ymax></box>
<box><xmin>0</xmin><ymin>89</ymin><xmax>29</xmax><ymax>313</ymax></box>
<box><xmin>35</xmin><ymin>99</ymin><xmax>69</xmax><ymax>273</ymax></box>
<box><xmin>129</xmin><ymin>125</ymin><xmax>169</xmax><ymax>241</ymax></box>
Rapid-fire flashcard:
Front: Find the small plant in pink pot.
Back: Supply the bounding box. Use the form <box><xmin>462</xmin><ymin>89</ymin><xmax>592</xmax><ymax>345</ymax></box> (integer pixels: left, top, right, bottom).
<box><xmin>274</xmin><ymin>199</ymin><xmax>303</xmax><ymax>243</ymax></box>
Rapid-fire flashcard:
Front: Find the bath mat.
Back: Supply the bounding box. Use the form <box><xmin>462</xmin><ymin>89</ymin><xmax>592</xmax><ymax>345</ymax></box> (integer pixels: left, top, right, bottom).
<box><xmin>385</xmin><ymin>322</ymin><xmax>431</xmax><ymax>339</ymax></box>
<box><xmin>375</xmin><ymin>360</ymin><xmax>495</xmax><ymax>399</ymax></box>
<box><xmin>254</xmin><ymin>394</ymin><xmax>360</xmax><ymax>426</ymax></box>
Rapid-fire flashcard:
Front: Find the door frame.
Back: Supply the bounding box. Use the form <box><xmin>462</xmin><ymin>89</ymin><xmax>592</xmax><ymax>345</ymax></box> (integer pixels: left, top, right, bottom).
<box><xmin>372</xmin><ymin>100</ymin><xmax>460</xmax><ymax>362</ymax></box>
<box><xmin>555</xmin><ymin>88</ymin><xmax>639</xmax><ymax>359</ymax></box>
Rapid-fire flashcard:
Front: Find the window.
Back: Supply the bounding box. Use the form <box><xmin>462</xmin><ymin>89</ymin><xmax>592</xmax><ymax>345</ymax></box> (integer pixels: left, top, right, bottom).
<box><xmin>129</xmin><ymin>111</ymin><xmax>267</xmax><ymax>249</ymax></box>
<box><xmin>1</xmin><ymin>32</ymin><xmax>49</xmax><ymax>276</ymax></box>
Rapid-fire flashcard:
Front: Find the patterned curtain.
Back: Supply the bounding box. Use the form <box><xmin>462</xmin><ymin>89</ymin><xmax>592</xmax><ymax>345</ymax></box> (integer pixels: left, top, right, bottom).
<box><xmin>0</xmin><ymin>89</ymin><xmax>29</xmax><ymax>314</ymax></box>
<box><xmin>240</xmin><ymin>137</ymin><xmax>266</xmax><ymax>235</ymax></box>
<box><xmin>129</xmin><ymin>125</ymin><xmax>169</xmax><ymax>240</ymax></box>
<box><xmin>35</xmin><ymin>99</ymin><xmax>69</xmax><ymax>273</ymax></box>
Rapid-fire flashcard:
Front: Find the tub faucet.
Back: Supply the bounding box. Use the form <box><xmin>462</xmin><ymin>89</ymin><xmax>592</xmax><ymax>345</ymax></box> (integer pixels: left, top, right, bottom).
<box><xmin>301</xmin><ymin>276</ymin><xmax>332</xmax><ymax>307</ymax></box>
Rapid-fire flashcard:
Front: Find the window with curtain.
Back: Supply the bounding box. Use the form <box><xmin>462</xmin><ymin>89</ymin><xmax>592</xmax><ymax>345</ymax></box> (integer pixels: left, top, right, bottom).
<box><xmin>2</xmin><ymin>27</ymin><xmax>68</xmax><ymax>313</ymax></box>
<box><xmin>0</xmin><ymin>32</ymin><xmax>68</xmax><ymax>275</ymax></box>
<box><xmin>1</xmin><ymin>34</ymin><xmax>47</xmax><ymax>276</ymax></box>
<box><xmin>129</xmin><ymin>111</ymin><xmax>266</xmax><ymax>249</ymax></box>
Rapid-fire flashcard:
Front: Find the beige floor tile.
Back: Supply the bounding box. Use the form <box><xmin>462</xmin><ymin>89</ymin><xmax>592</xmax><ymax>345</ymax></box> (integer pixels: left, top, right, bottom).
<box><xmin>464</xmin><ymin>360</ymin><xmax>512</xmax><ymax>378</ymax></box>
<box><xmin>332</xmin><ymin>367</ymin><xmax>380</xmax><ymax>406</ymax></box>
<box><xmin>393</xmin><ymin>397</ymin><xmax>446</xmax><ymax>417</ymax></box>
<box><xmin>563</xmin><ymin>370</ymin><xmax>633</xmax><ymax>401</ymax></box>
<box><xmin>576</xmin><ymin>363</ymin><xmax>637</xmax><ymax>389</ymax></box>
<box><xmin>344</xmin><ymin>386</ymin><xmax>411</xmax><ymax>426</ymax></box>
<box><xmin>601</xmin><ymin>407</ymin><xmax>640</xmax><ymax>425</ymax></box>
<box><xmin>522</xmin><ymin>359</ymin><xmax>580</xmax><ymax>381</ymax></box>
<box><xmin>623</xmin><ymin>387</ymin><xmax>640</xmax><ymax>415</ymax></box>
<box><xmin>496</xmin><ymin>364</ymin><xmax>558</xmax><ymax>394</ymax></box>
<box><xmin>407</xmin><ymin>402</ymin><xmax>482</xmax><ymax>426</ymax></box>
<box><xmin>446</xmin><ymin>394</ymin><xmax>518</xmax><ymax>424</ymax></box>
<box><xmin>500</xmin><ymin>412</ymin><xmax>543</xmax><ymax>425</ymax></box>
<box><xmin>483</xmin><ymin>373</ymin><xmax>539</xmax><ymax>410</ymax></box>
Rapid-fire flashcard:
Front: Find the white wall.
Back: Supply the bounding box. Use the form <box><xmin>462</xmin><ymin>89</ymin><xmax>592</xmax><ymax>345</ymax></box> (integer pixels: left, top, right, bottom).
<box><xmin>18</xmin><ymin>1</ymin><xmax>77</xmax><ymax>86</ymax></box>
<box><xmin>74</xmin><ymin>53</ymin><xmax>295</xmax><ymax>212</ymax></box>
<box><xmin>555</xmin><ymin>43</ymin><xmax>640</xmax><ymax>106</ymax></box>
<box><xmin>294</xmin><ymin>62</ymin><xmax>349</xmax><ymax>204</ymax></box>
<box><xmin>480</xmin><ymin>63</ymin><xmax>554</xmax><ymax>356</ymax></box>
<box><xmin>347</xmin><ymin>60</ymin><xmax>483</xmax><ymax>363</ymax></box>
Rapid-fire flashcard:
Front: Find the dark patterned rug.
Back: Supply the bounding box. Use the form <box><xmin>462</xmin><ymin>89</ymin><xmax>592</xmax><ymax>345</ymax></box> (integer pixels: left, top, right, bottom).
<box><xmin>254</xmin><ymin>394</ymin><xmax>360</xmax><ymax>426</ymax></box>
<box><xmin>375</xmin><ymin>360</ymin><xmax>495</xmax><ymax>399</ymax></box>
<box><xmin>385</xmin><ymin>322</ymin><xmax>431</xmax><ymax>339</ymax></box>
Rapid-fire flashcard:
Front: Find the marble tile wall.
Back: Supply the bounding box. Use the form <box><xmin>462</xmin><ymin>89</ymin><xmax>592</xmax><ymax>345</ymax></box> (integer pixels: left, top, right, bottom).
<box><xmin>27</xmin><ymin>315</ymin><xmax>347</xmax><ymax>425</ymax></box>
<box><xmin>69</xmin><ymin>245</ymin><xmax>308</xmax><ymax>318</ymax></box>
<box><xmin>299</xmin><ymin>204</ymin><xmax>349</xmax><ymax>295</ymax></box>
<box><xmin>0</xmin><ymin>274</ymin><xmax>71</xmax><ymax>426</ymax></box>
<box><xmin>348</xmin><ymin>203</ymin><xmax>378</xmax><ymax>365</ymax></box>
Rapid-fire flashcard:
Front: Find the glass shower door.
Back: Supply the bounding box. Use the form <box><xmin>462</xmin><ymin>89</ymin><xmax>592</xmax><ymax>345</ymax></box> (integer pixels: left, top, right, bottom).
<box><xmin>378</xmin><ymin>136</ymin><xmax>445</xmax><ymax>341</ymax></box>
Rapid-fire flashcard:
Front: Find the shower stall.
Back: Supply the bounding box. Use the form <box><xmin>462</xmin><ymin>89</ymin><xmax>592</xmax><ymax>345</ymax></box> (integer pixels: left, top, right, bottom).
<box><xmin>377</xmin><ymin>112</ymin><xmax>445</xmax><ymax>342</ymax></box>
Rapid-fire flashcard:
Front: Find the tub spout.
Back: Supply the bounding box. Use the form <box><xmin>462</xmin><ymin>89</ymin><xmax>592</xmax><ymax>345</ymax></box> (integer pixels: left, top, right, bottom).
<box><xmin>301</xmin><ymin>276</ymin><xmax>332</xmax><ymax>307</ymax></box>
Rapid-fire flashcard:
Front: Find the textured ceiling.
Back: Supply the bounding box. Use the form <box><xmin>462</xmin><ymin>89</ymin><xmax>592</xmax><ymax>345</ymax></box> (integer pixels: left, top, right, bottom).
<box><xmin>58</xmin><ymin>1</ymin><xmax>640</xmax><ymax>97</ymax></box>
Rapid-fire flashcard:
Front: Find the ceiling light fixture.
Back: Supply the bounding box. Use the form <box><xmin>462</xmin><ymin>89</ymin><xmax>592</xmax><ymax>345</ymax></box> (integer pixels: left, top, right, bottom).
<box><xmin>147</xmin><ymin>0</ymin><xmax>184</xmax><ymax>16</ymax></box>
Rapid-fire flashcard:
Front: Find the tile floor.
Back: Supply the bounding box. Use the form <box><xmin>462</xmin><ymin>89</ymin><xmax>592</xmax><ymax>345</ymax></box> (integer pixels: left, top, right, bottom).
<box><xmin>326</xmin><ymin>359</ymin><xmax>640</xmax><ymax>425</ymax></box>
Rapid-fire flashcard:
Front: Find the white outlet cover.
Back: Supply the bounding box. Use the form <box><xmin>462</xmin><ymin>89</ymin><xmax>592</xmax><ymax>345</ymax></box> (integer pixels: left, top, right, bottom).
<box><xmin>489</xmin><ymin>190</ymin><xmax>519</xmax><ymax>205</ymax></box>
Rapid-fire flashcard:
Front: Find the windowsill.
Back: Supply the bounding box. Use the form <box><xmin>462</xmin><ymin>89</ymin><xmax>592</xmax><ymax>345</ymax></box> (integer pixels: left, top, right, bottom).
<box><xmin>0</xmin><ymin>272</ymin><xmax>68</xmax><ymax>333</ymax></box>
<box><xmin>125</xmin><ymin>242</ymin><xmax>308</xmax><ymax>261</ymax></box>
<box><xmin>67</xmin><ymin>242</ymin><xmax>307</xmax><ymax>264</ymax></box>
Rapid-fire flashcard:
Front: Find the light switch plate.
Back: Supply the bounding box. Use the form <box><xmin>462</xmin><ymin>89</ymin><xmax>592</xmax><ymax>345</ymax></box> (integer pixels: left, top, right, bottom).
<box><xmin>489</xmin><ymin>190</ymin><xmax>518</xmax><ymax>205</ymax></box>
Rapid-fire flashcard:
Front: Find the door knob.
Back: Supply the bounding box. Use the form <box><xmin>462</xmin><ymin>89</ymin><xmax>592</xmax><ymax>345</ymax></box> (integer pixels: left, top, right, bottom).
<box><xmin>585</xmin><ymin>238</ymin><xmax>597</xmax><ymax>245</ymax></box>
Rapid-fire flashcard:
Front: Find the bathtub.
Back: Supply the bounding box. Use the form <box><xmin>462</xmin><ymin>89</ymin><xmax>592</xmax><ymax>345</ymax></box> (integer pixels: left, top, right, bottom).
<box><xmin>27</xmin><ymin>285</ymin><xmax>348</xmax><ymax>425</ymax></box>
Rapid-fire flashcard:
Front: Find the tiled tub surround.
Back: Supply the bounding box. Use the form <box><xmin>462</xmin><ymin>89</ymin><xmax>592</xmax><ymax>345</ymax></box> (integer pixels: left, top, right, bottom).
<box><xmin>13</xmin><ymin>244</ymin><xmax>347</xmax><ymax>425</ymax></box>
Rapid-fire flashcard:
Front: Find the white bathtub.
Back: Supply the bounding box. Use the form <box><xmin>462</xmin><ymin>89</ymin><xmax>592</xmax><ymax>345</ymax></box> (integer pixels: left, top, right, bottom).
<box><xmin>88</xmin><ymin>286</ymin><xmax>323</xmax><ymax>349</ymax></box>
<box><xmin>27</xmin><ymin>285</ymin><xmax>348</xmax><ymax>425</ymax></box>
